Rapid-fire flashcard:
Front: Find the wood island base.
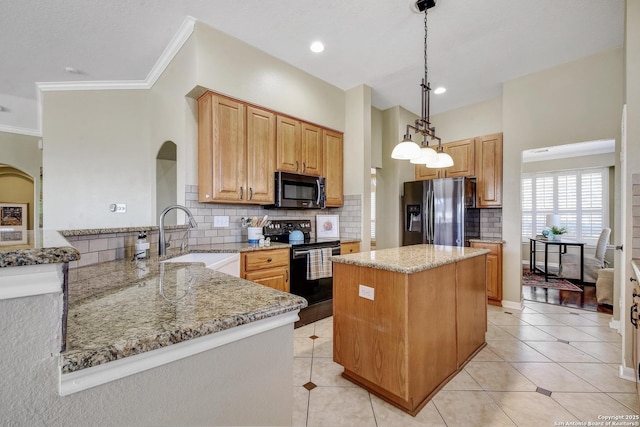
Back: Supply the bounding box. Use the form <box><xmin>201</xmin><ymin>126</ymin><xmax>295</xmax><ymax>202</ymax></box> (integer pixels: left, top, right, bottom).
<box><xmin>331</xmin><ymin>246</ymin><xmax>488</xmax><ymax>417</ymax></box>
<box><xmin>341</xmin><ymin>342</ymin><xmax>486</xmax><ymax>416</ymax></box>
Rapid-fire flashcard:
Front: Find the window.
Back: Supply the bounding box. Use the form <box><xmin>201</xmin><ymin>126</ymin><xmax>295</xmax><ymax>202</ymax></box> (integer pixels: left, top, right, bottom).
<box><xmin>521</xmin><ymin>168</ymin><xmax>608</xmax><ymax>245</ymax></box>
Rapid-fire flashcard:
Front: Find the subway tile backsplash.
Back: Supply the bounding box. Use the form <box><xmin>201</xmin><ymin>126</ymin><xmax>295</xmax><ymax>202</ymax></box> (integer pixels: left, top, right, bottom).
<box><xmin>67</xmin><ymin>187</ymin><xmax>362</xmax><ymax>268</ymax></box>
<box><xmin>480</xmin><ymin>208</ymin><xmax>502</xmax><ymax>240</ymax></box>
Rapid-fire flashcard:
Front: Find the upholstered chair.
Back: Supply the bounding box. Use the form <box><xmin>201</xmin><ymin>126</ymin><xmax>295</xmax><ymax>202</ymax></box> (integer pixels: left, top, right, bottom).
<box><xmin>560</xmin><ymin>228</ymin><xmax>611</xmax><ymax>283</ymax></box>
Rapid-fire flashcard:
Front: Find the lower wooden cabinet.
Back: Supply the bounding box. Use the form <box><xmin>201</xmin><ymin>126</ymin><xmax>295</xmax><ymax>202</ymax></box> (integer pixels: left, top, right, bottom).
<box><xmin>241</xmin><ymin>248</ymin><xmax>290</xmax><ymax>292</ymax></box>
<box><xmin>340</xmin><ymin>241</ymin><xmax>360</xmax><ymax>255</ymax></box>
<box><xmin>470</xmin><ymin>241</ymin><xmax>503</xmax><ymax>305</ymax></box>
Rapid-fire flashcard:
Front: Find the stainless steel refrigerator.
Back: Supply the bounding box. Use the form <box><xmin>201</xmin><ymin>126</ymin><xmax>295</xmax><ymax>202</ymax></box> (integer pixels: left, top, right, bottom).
<box><xmin>402</xmin><ymin>177</ymin><xmax>480</xmax><ymax>247</ymax></box>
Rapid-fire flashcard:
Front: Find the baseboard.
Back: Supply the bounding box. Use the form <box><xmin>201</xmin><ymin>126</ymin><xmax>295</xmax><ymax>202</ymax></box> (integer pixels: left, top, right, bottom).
<box><xmin>501</xmin><ymin>299</ymin><xmax>524</xmax><ymax>311</ymax></box>
<box><xmin>618</xmin><ymin>365</ymin><xmax>636</xmax><ymax>383</ymax></box>
<box><xmin>609</xmin><ymin>319</ymin><xmax>620</xmax><ymax>332</ymax></box>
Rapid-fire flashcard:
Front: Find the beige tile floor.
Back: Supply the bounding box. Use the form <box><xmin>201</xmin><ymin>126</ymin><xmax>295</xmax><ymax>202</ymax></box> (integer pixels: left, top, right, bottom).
<box><xmin>293</xmin><ymin>301</ymin><xmax>638</xmax><ymax>427</ymax></box>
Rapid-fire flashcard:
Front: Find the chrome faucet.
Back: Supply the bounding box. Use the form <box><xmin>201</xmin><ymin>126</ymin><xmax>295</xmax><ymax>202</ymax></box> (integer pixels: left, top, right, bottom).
<box><xmin>159</xmin><ymin>205</ymin><xmax>198</xmax><ymax>257</ymax></box>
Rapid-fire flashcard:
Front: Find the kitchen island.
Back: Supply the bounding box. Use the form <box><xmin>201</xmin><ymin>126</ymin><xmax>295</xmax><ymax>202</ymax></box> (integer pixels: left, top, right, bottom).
<box><xmin>331</xmin><ymin>244</ymin><xmax>489</xmax><ymax>416</ymax></box>
<box><xmin>0</xmin><ymin>232</ymin><xmax>307</xmax><ymax>426</ymax></box>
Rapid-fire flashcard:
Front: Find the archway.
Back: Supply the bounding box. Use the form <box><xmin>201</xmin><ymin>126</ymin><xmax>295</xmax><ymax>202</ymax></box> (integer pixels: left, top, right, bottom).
<box><xmin>0</xmin><ymin>164</ymin><xmax>35</xmax><ymax>230</ymax></box>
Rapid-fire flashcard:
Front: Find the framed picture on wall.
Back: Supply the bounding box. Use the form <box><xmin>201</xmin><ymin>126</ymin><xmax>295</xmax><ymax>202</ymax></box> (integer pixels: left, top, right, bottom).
<box><xmin>0</xmin><ymin>203</ymin><xmax>28</xmax><ymax>245</ymax></box>
<box><xmin>316</xmin><ymin>214</ymin><xmax>340</xmax><ymax>239</ymax></box>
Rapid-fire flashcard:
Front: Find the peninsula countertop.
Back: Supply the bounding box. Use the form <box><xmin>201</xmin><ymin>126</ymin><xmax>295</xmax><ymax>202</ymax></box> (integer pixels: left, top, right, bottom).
<box><xmin>331</xmin><ymin>244</ymin><xmax>489</xmax><ymax>274</ymax></box>
<box><xmin>63</xmin><ymin>253</ymin><xmax>307</xmax><ymax>374</ymax></box>
<box><xmin>0</xmin><ymin>230</ymin><xmax>80</xmax><ymax>268</ymax></box>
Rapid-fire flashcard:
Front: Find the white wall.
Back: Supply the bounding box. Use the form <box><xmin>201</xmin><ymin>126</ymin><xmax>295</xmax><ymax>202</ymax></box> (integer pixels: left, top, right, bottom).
<box><xmin>430</xmin><ymin>96</ymin><xmax>503</xmax><ymax>143</ymax></box>
<box><xmin>344</xmin><ymin>85</ymin><xmax>372</xmax><ymax>250</ymax></box>
<box><xmin>503</xmin><ymin>47</ymin><xmax>623</xmax><ymax>307</ymax></box>
<box><xmin>377</xmin><ymin>106</ymin><xmax>418</xmax><ymax>249</ymax></box>
<box><xmin>41</xmin><ymin>22</ymin><xmax>345</xmax><ymax>230</ymax></box>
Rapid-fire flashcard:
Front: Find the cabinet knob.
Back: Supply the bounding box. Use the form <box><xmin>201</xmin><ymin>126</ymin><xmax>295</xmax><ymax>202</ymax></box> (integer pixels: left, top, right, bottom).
<box><xmin>295</xmin><ymin>160</ymin><xmax>299</xmax><ymax>172</ymax></box>
<box><xmin>302</xmin><ymin>162</ymin><xmax>306</xmax><ymax>173</ymax></box>
<box><xmin>267</xmin><ymin>258</ymin><xmax>272</xmax><ymax>262</ymax></box>
<box><xmin>239</xmin><ymin>186</ymin><xmax>244</xmax><ymax>200</ymax></box>
<box><xmin>249</xmin><ymin>187</ymin><xmax>253</xmax><ymax>200</ymax></box>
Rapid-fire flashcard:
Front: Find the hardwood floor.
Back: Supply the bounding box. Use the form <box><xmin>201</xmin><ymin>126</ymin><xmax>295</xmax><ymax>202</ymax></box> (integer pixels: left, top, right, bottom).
<box><xmin>523</xmin><ymin>282</ymin><xmax>613</xmax><ymax>314</ymax></box>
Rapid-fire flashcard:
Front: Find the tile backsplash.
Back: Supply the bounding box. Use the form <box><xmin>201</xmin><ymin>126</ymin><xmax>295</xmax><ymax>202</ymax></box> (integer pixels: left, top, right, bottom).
<box><xmin>184</xmin><ymin>186</ymin><xmax>362</xmax><ymax>245</ymax></box>
<box><xmin>480</xmin><ymin>208</ymin><xmax>502</xmax><ymax>240</ymax></box>
<box><xmin>66</xmin><ymin>187</ymin><xmax>362</xmax><ymax>268</ymax></box>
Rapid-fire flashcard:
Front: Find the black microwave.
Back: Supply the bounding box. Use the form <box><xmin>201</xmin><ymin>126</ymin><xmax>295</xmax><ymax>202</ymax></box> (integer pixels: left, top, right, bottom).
<box><xmin>271</xmin><ymin>172</ymin><xmax>326</xmax><ymax>209</ymax></box>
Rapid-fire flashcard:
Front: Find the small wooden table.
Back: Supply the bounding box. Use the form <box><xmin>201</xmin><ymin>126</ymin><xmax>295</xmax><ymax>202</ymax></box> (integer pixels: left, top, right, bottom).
<box><xmin>529</xmin><ymin>238</ymin><xmax>585</xmax><ymax>284</ymax></box>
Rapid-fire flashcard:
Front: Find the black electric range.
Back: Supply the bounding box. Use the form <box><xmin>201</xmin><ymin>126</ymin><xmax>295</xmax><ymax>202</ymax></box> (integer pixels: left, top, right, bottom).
<box><xmin>263</xmin><ymin>219</ymin><xmax>340</xmax><ymax>327</ymax></box>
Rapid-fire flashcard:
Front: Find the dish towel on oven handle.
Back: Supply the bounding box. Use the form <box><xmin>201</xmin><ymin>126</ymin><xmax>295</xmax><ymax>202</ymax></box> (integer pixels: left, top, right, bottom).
<box><xmin>306</xmin><ymin>248</ymin><xmax>333</xmax><ymax>280</ymax></box>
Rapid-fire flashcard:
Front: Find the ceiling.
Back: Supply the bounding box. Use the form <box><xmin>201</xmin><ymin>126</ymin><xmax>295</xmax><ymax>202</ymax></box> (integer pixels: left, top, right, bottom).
<box><xmin>0</xmin><ymin>0</ymin><xmax>624</xmax><ymax>131</ymax></box>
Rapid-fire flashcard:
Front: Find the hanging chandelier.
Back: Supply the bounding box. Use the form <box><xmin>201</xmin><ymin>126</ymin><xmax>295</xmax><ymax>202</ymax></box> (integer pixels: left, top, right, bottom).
<box><xmin>391</xmin><ymin>0</ymin><xmax>454</xmax><ymax>168</ymax></box>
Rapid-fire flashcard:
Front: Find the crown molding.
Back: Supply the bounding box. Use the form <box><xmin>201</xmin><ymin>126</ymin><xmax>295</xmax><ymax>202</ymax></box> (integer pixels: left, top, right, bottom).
<box><xmin>0</xmin><ymin>124</ymin><xmax>41</xmax><ymax>137</ymax></box>
<box><xmin>36</xmin><ymin>15</ymin><xmax>196</xmax><ymax>94</ymax></box>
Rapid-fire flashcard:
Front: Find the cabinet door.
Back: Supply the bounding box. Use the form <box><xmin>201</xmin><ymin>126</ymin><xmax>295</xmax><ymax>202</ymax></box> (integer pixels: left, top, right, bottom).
<box><xmin>443</xmin><ymin>139</ymin><xmax>475</xmax><ymax>178</ymax></box>
<box><xmin>470</xmin><ymin>241</ymin><xmax>503</xmax><ymax>305</ymax></box>
<box><xmin>485</xmin><ymin>253</ymin><xmax>499</xmax><ymax>300</ymax></box>
<box><xmin>246</xmin><ymin>106</ymin><xmax>276</xmax><ymax>203</ymax></box>
<box><xmin>276</xmin><ymin>116</ymin><xmax>301</xmax><ymax>173</ymax></box>
<box><xmin>323</xmin><ymin>129</ymin><xmax>344</xmax><ymax>207</ymax></box>
<box><xmin>198</xmin><ymin>93</ymin><xmax>246</xmax><ymax>202</ymax></box>
<box><xmin>415</xmin><ymin>164</ymin><xmax>441</xmax><ymax>180</ymax></box>
<box><xmin>245</xmin><ymin>267</ymin><xmax>289</xmax><ymax>292</ymax></box>
<box><xmin>475</xmin><ymin>133</ymin><xmax>503</xmax><ymax>207</ymax></box>
<box><xmin>301</xmin><ymin>123</ymin><xmax>323</xmax><ymax>176</ymax></box>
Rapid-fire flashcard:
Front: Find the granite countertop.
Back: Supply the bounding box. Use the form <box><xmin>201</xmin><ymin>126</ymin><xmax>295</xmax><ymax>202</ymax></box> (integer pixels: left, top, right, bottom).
<box><xmin>63</xmin><ymin>256</ymin><xmax>307</xmax><ymax>373</ymax></box>
<box><xmin>331</xmin><ymin>244</ymin><xmax>490</xmax><ymax>274</ymax></box>
<box><xmin>0</xmin><ymin>230</ymin><xmax>80</xmax><ymax>268</ymax></box>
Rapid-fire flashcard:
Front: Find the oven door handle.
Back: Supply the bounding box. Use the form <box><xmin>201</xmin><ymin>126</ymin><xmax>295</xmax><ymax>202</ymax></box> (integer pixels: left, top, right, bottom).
<box><xmin>292</xmin><ymin>247</ymin><xmax>340</xmax><ymax>259</ymax></box>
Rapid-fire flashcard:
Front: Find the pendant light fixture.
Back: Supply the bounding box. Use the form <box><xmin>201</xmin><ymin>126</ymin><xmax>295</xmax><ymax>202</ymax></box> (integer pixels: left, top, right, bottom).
<box><xmin>391</xmin><ymin>0</ymin><xmax>454</xmax><ymax>169</ymax></box>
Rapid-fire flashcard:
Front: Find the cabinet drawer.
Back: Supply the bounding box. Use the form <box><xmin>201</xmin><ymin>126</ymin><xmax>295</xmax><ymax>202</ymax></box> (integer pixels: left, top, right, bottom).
<box><xmin>243</xmin><ymin>249</ymin><xmax>289</xmax><ymax>271</ymax></box>
<box><xmin>340</xmin><ymin>242</ymin><xmax>360</xmax><ymax>255</ymax></box>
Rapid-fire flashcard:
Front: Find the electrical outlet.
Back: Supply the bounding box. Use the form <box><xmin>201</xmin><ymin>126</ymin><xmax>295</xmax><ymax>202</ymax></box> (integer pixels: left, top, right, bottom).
<box><xmin>109</xmin><ymin>203</ymin><xmax>126</xmax><ymax>213</ymax></box>
<box><xmin>213</xmin><ymin>215</ymin><xmax>229</xmax><ymax>227</ymax></box>
<box><xmin>358</xmin><ymin>284</ymin><xmax>375</xmax><ymax>301</ymax></box>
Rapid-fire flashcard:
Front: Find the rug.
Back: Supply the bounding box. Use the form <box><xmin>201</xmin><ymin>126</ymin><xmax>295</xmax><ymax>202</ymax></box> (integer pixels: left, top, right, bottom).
<box><xmin>522</xmin><ymin>268</ymin><xmax>583</xmax><ymax>292</ymax></box>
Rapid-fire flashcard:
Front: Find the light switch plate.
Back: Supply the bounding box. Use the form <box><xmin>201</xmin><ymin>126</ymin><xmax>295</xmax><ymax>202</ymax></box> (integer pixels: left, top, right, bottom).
<box><xmin>358</xmin><ymin>284</ymin><xmax>375</xmax><ymax>301</ymax></box>
<box><xmin>213</xmin><ymin>215</ymin><xmax>230</xmax><ymax>227</ymax></box>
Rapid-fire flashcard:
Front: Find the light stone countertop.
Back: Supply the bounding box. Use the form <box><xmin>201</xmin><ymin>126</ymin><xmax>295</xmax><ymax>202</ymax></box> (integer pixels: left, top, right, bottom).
<box><xmin>0</xmin><ymin>230</ymin><xmax>80</xmax><ymax>268</ymax></box>
<box><xmin>331</xmin><ymin>244</ymin><xmax>489</xmax><ymax>274</ymax></box>
<box><xmin>63</xmin><ymin>255</ymin><xmax>307</xmax><ymax>373</ymax></box>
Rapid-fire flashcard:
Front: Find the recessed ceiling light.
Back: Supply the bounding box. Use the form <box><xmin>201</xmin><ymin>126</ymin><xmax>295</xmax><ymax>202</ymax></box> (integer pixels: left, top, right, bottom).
<box><xmin>433</xmin><ymin>86</ymin><xmax>446</xmax><ymax>94</ymax></box>
<box><xmin>310</xmin><ymin>41</ymin><xmax>325</xmax><ymax>53</ymax></box>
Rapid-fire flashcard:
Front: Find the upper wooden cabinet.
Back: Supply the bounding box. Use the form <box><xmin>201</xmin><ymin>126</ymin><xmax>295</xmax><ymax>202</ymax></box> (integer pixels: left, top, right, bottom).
<box><xmin>475</xmin><ymin>133</ymin><xmax>503</xmax><ymax>208</ymax></box>
<box><xmin>198</xmin><ymin>90</ymin><xmax>344</xmax><ymax>205</ymax></box>
<box><xmin>323</xmin><ymin>129</ymin><xmax>344</xmax><ymax>207</ymax></box>
<box><xmin>443</xmin><ymin>138</ymin><xmax>475</xmax><ymax>178</ymax></box>
<box><xmin>414</xmin><ymin>138</ymin><xmax>474</xmax><ymax>180</ymax></box>
<box><xmin>276</xmin><ymin>116</ymin><xmax>323</xmax><ymax>176</ymax></box>
<box><xmin>414</xmin><ymin>133</ymin><xmax>503</xmax><ymax>208</ymax></box>
<box><xmin>246</xmin><ymin>106</ymin><xmax>277</xmax><ymax>203</ymax></box>
<box><xmin>198</xmin><ymin>92</ymin><xmax>276</xmax><ymax>204</ymax></box>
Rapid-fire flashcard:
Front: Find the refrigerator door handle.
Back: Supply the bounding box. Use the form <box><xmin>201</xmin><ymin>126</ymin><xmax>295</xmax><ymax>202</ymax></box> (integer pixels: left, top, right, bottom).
<box><xmin>427</xmin><ymin>189</ymin><xmax>433</xmax><ymax>243</ymax></box>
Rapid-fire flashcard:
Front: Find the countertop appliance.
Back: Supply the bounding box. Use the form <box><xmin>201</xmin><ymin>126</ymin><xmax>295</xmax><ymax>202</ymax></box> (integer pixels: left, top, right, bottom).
<box><xmin>263</xmin><ymin>219</ymin><xmax>340</xmax><ymax>326</ymax></box>
<box><xmin>402</xmin><ymin>177</ymin><xmax>480</xmax><ymax>247</ymax></box>
<box><xmin>269</xmin><ymin>172</ymin><xmax>326</xmax><ymax>209</ymax></box>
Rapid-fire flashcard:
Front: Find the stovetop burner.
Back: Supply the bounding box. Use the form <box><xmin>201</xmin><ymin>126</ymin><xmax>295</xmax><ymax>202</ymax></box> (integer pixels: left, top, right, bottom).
<box><xmin>262</xmin><ymin>219</ymin><xmax>341</xmax><ymax>247</ymax></box>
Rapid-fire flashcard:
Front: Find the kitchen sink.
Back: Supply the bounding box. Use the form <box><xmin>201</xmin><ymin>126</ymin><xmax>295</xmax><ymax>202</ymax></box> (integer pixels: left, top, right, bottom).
<box><xmin>163</xmin><ymin>252</ymin><xmax>240</xmax><ymax>277</ymax></box>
